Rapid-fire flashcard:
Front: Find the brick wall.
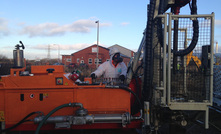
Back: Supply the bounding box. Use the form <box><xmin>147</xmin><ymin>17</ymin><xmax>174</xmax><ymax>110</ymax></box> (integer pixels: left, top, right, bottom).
<box><xmin>62</xmin><ymin>45</ymin><xmax>131</xmax><ymax>68</ymax></box>
<box><xmin>72</xmin><ymin>45</ymin><xmax>109</xmax><ymax>68</ymax></box>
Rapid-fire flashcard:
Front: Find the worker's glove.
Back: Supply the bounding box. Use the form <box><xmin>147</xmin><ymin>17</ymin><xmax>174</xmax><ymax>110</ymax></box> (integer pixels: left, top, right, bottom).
<box><xmin>119</xmin><ymin>75</ymin><xmax>125</xmax><ymax>82</ymax></box>
<box><xmin>91</xmin><ymin>73</ymin><xmax>96</xmax><ymax>79</ymax></box>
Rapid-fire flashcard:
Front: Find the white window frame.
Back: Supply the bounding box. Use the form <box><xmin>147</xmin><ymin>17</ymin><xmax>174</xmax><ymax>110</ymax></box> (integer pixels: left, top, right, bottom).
<box><xmin>66</xmin><ymin>58</ymin><xmax>71</xmax><ymax>62</ymax></box>
<box><xmin>99</xmin><ymin>58</ymin><xmax>102</xmax><ymax>64</ymax></box>
<box><xmin>88</xmin><ymin>58</ymin><xmax>92</xmax><ymax>64</ymax></box>
<box><xmin>92</xmin><ymin>47</ymin><xmax>98</xmax><ymax>53</ymax></box>
<box><xmin>95</xmin><ymin>58</ymin><xmax>102</xmax><ymax>64</ymax></box>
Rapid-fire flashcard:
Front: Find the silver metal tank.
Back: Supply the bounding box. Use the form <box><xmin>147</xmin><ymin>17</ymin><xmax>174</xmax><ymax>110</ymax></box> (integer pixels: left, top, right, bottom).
<box><xmin>13</xmin><ymin>49</ymin><xmax>24</xmax><ymax>68</ymax></box>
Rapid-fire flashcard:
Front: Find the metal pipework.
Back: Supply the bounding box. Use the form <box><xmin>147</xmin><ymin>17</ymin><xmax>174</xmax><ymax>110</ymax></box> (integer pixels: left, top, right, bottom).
<box><xmin>34</xmin><ymin>116</ymin><xmax>71</xmax><ymax>123</ymax></box>
<box><xmin>105</xmin><ymin>85</ymin><xmax>143</xmax><ymax>121</ymax></box>
<box><xmin>35</xmin><ymin>103</ymin><xmax>84</xmax><ymax>134</ymax></box>
<box><xmin>131</xmin><ymin>109</ymin><xmax>143</xmax><ymax>120</ymax></box>
<box><xmin>34</xmin><ymin>113</ymin><xmax>131</xmax><ymax>126</ymax></box>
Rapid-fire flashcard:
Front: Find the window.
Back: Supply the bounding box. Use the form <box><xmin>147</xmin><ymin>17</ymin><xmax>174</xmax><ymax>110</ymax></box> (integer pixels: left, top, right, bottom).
<box><xmin>94</xmin><ymin>58</ymin><xmax>98</xmax><ymax>64</ymax></box>
<box><xmin>88</xmin><ymin>58</ymin><xmax>92</xmax><ymax>64</ymax></box>
<box><xmin>66</xmin><ymin>58</ymin><xmax>71</xmax><ymax>62</ymax></box>
<box><xmin>77</xmin><ymin>58</ymin><xmax>80</xmax><ymax>63</ymax></box>
<box><xmin>95</xmin><ymin>58</ymin><xmax>102</xmax><ymax>64</ymax></box>
<box><xmin>92</xmin><ymin>47</ymin><xmax>98</xmax><ymax>53</ymax></box>
<box><xmin>81</xmin><ymin>60</ymin><xmax>84</xmax><ymax>63</ymax></box>
<box><xmin>99</xmin><ymin>59</ymin><xmax>102</xmax><ymax>64</ymax></box>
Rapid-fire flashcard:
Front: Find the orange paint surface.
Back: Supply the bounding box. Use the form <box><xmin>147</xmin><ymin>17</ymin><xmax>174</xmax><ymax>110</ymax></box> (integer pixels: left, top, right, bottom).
<box><xmin>0</xmin><ymin>65</ymin><xmax>131</xmax><ymax>125</ymax></box>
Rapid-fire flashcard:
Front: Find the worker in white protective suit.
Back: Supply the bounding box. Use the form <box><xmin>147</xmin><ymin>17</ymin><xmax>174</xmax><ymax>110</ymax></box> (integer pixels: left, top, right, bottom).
<box><xmin>91</xmin><ymin>47</ymin><xmax>127</xmax><ymax>82</ymax></box>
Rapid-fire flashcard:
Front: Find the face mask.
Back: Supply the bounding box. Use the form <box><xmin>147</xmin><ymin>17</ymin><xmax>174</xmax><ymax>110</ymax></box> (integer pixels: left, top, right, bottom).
<box><xmin>112</xmin><ymin>53</ymin><xmax>123</xmax><ymax>63</ymax></box>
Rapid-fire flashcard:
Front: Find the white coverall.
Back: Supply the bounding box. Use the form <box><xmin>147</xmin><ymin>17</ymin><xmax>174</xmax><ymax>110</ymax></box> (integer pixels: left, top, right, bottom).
<box><xmin>92</xmin><ymin>60</ymin><xmax>127</xmax><ymax>78</ymax></box>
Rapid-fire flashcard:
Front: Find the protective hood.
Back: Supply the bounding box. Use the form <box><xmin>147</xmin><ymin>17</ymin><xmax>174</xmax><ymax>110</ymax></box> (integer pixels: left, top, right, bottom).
<box><xmin>109</xmin><ymin>47</ymin><xmax>122</xmax><ymax>64</ymax></box>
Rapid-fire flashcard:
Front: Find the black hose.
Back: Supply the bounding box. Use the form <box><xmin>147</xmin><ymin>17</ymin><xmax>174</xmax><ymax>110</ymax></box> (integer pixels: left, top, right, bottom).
<box><xmin>0</xmin><ymin>111</ymin><xmax>43</xmax><ymax>133</ymax></box>
<box><xmin>157</xmin><ymin>0</ymin><xmax>166</xmax><ymax>48</ymax></box>
<box><xmin>35</xmin><ymin>103</ymin><xmax>83</xmax><ymax>134</ymax></box>
<box><xmin>131</xmin><ymin>77</ymin><xmax>142</xmax><ymax>115</ymax></box>
<box><xmin>143</xmin><ymin>0</ymin><xmax>155</xmax><ymax>103</ymax></box>
<box><xmin>106</xmin><ymin>85</ymin><xmax>142</xmax><ymax>110</ymax></box>
<box><xmin>129</xmin><ymin>61</ymin><xmax>143</xmax><ymax>115</ymax></box>
<box><xmin>142</xmin><ymin>0</ymin><xmax>156</xmax><ymax>126</ymax></box>
<box><xmin>174</xmin><ymin>0</ymin><xmax>199</xmax><ymax>56</ymax></box>
<box><xmin>118</xmin><ymin>85</ymin><xmax>143</xmax><ymax>111</ymax></box>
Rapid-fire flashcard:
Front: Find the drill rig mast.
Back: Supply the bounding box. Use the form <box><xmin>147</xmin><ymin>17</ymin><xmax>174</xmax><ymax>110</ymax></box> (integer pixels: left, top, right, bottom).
<box><xmin>126</xmin><ymin>0</ymin><xmax>214</xmax><ymax>133</ymax></box>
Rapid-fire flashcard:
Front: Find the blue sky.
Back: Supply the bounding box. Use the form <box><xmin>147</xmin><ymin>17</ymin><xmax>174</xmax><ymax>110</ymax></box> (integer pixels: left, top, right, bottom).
<box><xmin>0</xmin><ymin>0</ymin><xmax>221</xmax><ymax>60</ymax></box>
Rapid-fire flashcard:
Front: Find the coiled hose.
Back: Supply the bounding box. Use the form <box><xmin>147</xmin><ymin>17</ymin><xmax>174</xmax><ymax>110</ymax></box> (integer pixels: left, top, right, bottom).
<box><xmin>174</xmin><ymin>0</ymin><xmax>199</xmax><ymax>56</ymax></box>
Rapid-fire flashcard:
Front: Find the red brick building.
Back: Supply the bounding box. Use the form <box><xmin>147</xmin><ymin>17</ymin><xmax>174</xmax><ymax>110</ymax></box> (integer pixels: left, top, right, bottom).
<box><xmin>62</xmin><ymin>44</ymin><xmax>132</xmax><ymax>69</ymax></box>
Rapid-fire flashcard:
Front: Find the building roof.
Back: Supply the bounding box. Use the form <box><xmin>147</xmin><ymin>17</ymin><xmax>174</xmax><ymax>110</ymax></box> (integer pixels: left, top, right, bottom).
<box><xmin>61</xmin><ymin>54</ymin><xmax>72</xmax><ymax>56</ymax></box>
<box><xmin>63</xmin><ymin>44</ymin><xmax>131</xmax><ymax>59</ymax></box>
<box><xmin>109</xmin><ymin>44</ymin><xmax>135</xmax><ymax>53</ymax></box>
<box><xmin>71</xmin><ymin>44</ymin><xmax>109</xmax><ymax>55</ymax></box>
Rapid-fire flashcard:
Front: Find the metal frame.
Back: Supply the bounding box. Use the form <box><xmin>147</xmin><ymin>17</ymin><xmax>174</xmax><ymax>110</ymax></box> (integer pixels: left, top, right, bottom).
<box><xmin>154</xmin><ymin>14</ymin><xmax>168</xmax><ymax>105</ymax></box>
<box><xmin>167</xmin><ymin>13</ymin><xmax>215</xmax><ymax>129</ymax></box>
<box><xmin>155</xmin><ymin>13</ymin><xmax>214</xmax><ymax>129</ymax></box>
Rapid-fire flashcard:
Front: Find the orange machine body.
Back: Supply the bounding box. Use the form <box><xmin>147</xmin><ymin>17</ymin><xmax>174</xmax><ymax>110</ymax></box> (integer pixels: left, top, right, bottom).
<box><xmin>0</xmin><ymin>65</ymin><xmax>141</xmax><ymax>131</ymax></box>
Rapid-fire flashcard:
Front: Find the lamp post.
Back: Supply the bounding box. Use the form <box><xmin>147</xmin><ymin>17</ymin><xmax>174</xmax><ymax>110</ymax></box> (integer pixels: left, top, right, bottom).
<box><xmin>95</xmin><ymin>20</ymin><xmax>99</xmax><ymax>68</ymax></box>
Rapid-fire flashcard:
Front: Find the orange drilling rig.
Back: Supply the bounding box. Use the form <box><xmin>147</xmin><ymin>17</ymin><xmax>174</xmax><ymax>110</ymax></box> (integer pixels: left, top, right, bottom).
<box><xmin>0</xmin><ymin>0</ymin><xmax>215</xmax><ymax>134</ymax></box>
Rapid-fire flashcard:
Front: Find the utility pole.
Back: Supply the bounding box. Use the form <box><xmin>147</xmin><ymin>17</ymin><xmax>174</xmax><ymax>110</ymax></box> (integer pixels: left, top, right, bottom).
<box><xmin>53</xmin><ymin>44</ymin><xmax>60</xmax><ymax>63</ymax></box>
<box><xmin>95</xmin><ymin>20</ymin><xmax>99</xmax><ymax>68</ymax></box>
<box><xmin>47</xmin><ymin>45</ymin><xmax>51</xmax><ymax>60</ymax></box>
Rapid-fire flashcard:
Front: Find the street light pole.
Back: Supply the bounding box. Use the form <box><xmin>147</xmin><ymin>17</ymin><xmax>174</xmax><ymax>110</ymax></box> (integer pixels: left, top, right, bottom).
<box><xmin>95</xmin><ymin>20</ymin><xmax>99</xmax><ymax>68</ymax></box>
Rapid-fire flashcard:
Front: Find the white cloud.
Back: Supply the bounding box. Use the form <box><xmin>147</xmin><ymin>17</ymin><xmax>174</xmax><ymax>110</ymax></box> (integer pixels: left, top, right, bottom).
<box><xmin>0</xmin><ymin>18</ymin><xmax>10</xmax><ymax>36</ymax></box>
<box><xmin>31</xmin><ymin>43</ymin><xmax>108</xmax><ymax>52</ymax></box>
<box><xmin>31</xmin><ymin>43</ymin><xmax>97</xmax><ymax>51</ymax></box>
<box><xmin>120</xmin><ymin>22</ymin><xmax>129</xmax><ymax>26</ymax></box>
<box><xmin>20</xmin><ymin>19</ymin><xmax>112</xmax><ymax>37</ymax></box>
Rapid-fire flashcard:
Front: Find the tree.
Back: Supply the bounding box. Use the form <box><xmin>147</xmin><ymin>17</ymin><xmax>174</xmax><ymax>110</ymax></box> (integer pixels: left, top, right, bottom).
<box><xmin>0</xmin><ymin>54</ymin><xmax>13</xmax><ymax>75</ymax></box>
<box><xmin>0</xmin><ymin>54</ymin><xmax>10</xmax><ymax>62</ymax></box>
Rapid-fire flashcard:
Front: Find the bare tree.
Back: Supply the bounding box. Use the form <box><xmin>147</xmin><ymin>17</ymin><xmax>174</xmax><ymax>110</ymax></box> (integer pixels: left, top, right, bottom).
<box><xmin>0</xmin><ymin>54</ymin><xmax>13</xmax><ymax>75</ymax></box>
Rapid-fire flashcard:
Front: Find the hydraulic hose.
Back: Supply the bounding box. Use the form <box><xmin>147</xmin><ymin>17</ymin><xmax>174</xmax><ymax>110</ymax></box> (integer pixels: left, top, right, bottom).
<box><xmin>131</xmin><ymin>76</ymin><xmax>142</xmax><ymax>115</ymax></box>
<box><xmin>35</xmin><ymin>103</ymin><xmax>83</xmax><ymax>134</ymax></box>
<box><xmin>0</xmin><ymin>111</ymin><xmax>43</xmax><ymax>133</ymax></box>
<box><xmin>174</xmin><ymin>0</ymin><xmax>199</xmax><ymax>56</ymax></box>
<box><xmin>118</xmin><ymin>85</ymin><xmax>143</xmax><ymax>120</ymax></box>
<box><xmin>142</xmin><ymin>0</ymin><xmax>157</xmax><ymax>127</ymax></box>
<box><xmin>143</xmin><ymin>0</ymin><xmax>155</xmax><ymax>103</ymax></box>
<box><xmin>105</xmin><ymin>85</ymin><xmax>142</xmax><ymax>112</ymax></box>
<box><xmin>157</xmin><ymin>0</ymin><xmax>166</xmax><ymax>47</ymax></box>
